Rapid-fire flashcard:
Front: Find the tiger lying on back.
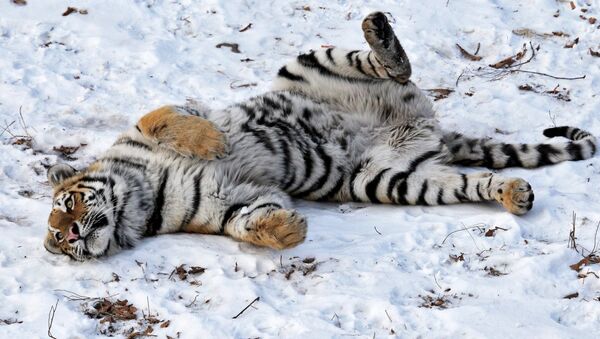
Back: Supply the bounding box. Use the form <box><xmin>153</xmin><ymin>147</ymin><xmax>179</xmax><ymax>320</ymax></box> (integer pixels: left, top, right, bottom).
<box><xmin>45</xmin><ymin>12</ymin><xmax>596</xmax><ymax>261</ymax></box>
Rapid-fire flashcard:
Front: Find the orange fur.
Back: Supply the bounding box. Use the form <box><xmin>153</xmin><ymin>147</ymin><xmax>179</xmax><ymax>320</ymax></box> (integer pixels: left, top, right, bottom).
<box><xmin>137</xmin><ymin>106</ymin><xmax>227</xmax><ymax>160</ymax></box>
<box><xmin>243</xmin><ymin>209</ymin><xmax>307</xmax><ymax>250</ymax></box>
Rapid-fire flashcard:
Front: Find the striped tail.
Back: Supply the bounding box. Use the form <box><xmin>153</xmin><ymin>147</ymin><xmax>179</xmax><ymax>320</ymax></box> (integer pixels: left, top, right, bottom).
<box><xmin>445</xmin><ymin>126</ymin><xmax>597</xmax><ymax>169</ymax></box>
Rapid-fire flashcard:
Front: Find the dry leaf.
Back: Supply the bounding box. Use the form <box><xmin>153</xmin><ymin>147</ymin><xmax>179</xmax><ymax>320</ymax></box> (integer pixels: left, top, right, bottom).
<box><xmin>564</xmin><ymin>37</ymin><xmax>579</xmax><ymax>48</ymax></box>
<box><xmin>456</xmin><ymin>43</ymin><xmax>482</xmax><ymax>61</ymax></box>
<box><xmin>216</xmin><ymin>42</ymin><xmax>241</xmax><ymax>53</ymax></box>
<box><xmin>62</xmin><ymin>7</ymin><xmax>77</xmax><ymax>16</ymax></box>
<box><xmin>11</xmin><ymin>0</ymin><xmax>27</xmax><ymax>5</ymax></box>
<box><xmin>563</xmin><ymin>292</ymin><xmax>579</xmax><ymax>299</ymax></box>
<box><xmin>590</xmin><ymin>48</ymin><xmax>600</xmax><ymax>57</ymax></box>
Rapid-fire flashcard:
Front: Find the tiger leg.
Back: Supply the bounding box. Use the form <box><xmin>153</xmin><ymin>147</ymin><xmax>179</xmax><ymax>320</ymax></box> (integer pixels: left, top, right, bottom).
<box><xmin>443</xmin><ymin>127</ymin><xmax>597</xmax><ymax>169</ymax></box>
<box><xmin>272</xmin><ymin>12</ymin><xmax>427</xmax><ymax>122</ymax></box>
<box><xmin>136</xmin><ymin>105</ymin><xmax>228</xmax><ymax>160</ymax></box>
<box><xmin>347</xmin><ymin>156</ymin><xmax>534</xmax><ymax>215</ymax></box>
<box><xmin>219</xmin><ymin>184</ymin><xmax>307</xmax><ymax>250</ymax></box>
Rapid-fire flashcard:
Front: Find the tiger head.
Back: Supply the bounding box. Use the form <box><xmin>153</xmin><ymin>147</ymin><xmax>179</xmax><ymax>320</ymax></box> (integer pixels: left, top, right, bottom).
<box><xmin>45</xmin><ymin>163</ymin><xmax>115</xmax><ymax>261</ymax></box>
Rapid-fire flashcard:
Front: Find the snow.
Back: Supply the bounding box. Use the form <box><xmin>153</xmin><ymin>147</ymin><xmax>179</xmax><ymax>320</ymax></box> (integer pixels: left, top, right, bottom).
<box><xmin>1</xmin><ymin>0</ymin><xmax>600</xmax><ymax>338</ymax></box>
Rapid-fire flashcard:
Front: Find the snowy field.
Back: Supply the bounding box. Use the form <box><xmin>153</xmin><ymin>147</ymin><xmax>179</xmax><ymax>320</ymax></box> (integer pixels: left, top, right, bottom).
<box><xmin>1</xmin><ymin>0</ymin><xmax>600</xmax><ymax>338</ymax></box>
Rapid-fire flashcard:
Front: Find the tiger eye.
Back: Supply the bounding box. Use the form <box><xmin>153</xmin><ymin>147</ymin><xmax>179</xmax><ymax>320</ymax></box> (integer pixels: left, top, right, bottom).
<box><xmin>66</xmin><ymin>199</ymin><xmax>73</xmax><ymax>209</ymax></box>
<box><xmin>55</xmin><ymin>232</ymin><xmax>63</xmax><ymax>241</ymax></box>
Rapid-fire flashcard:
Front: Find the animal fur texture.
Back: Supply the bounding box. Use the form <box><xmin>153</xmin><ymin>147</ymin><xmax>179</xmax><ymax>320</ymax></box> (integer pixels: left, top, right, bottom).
<box><xmin>44</xmin><ymin>12</ymin><xmax>597</xmax><ymax>261</ymax></box>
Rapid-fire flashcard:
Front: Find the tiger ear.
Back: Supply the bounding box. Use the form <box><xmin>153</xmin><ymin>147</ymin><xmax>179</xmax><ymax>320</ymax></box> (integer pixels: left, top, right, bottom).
<box><xmin>47</xmin><ymin>163</ymin><xmax>77</xmax><ymax>187</ymax></box>
<box><xmin>44</xmin><ymin>232</ymin><xmax>62</xmax><ymax>255</ymax></box>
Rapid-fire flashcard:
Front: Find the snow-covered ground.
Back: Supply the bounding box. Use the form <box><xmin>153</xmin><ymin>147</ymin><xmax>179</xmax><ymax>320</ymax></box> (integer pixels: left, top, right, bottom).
<box><xmin>1</xmin><ymin>0</ymin><xmax>600</xmax><ymax>337</ymax></box>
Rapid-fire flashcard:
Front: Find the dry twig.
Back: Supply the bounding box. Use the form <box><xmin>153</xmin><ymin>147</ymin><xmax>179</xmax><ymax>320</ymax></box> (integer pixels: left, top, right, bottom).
<box><xmin>232</xmin><ymin>297</ymin><xmax>259</xmax><ymax>319</ymax></box>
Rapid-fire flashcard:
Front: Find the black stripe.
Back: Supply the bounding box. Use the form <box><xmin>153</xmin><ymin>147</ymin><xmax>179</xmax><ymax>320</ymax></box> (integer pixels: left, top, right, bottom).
<box><xmin>365</xmin><ymin>168</ymin><xmax>391</xmax><ymax>203</ymax></box>
<box><xmin>366</xmin><ymin>51</ymin><xmax>380</xmax><ymax>77</ymax></box>
<box><xmin>102</xmin><ymin>157</ymin><xmax>147</xmax><ymax>172</ymax></box>
<box><xmin>147</xmin><ymin>169</ymin><xmax>169</xmax><ymax>236</ymax></box>
<box><xmin>501</xmin><ymin>144</ymin><xmax>523</xmax><ymax>168</ymax></box>
<box><xmin>536</xmin><ymin>144</ymin><xmax>561</xmax><ymax>166</ymax></box>
<box><xmin>262</xmin><ymin>96</ymin><xmax>282</xmax><ymax>111</ymax></box>
<box><xmin>279</xmin><ymin>137</ymin><xmax>296</xmax><ymax>190</ymax></box>
<box><xmin>403</xmin><ymin>93</ymin><xmax>415</xmax><ymax>102</ymax></box>
<box><xmin>396</xmin><ymin>179</ymin><xmax>409</xmax><ymax>205</ymax></box>
<box><xmin>114</xmin><ymin>138</ymin><xmax>152</xmax><ymax>151</ymax></box>
<box><xmin>297</xmin><ymin>51</ymin><xmax>377</xmax><ymax>84</ymax></box>
<box><xmin>76</xmin><ymin>184</ymin><xmax>98</xmax><ymax>191</ymax></box>
<box><xmin>587</xmin><ymin>139</ymin><xmax>597</xmax><ymax>155</ymax></box>
<box><xmin>454</xmin><ymin>189</ymin><xmax>468</xmax><ymax>202</ymax></box>
<box><xmin>326</xmin><ymin>48</ymin><xmax>336</xmax><ymax>65</ymax></box>
<box><xmin>461</xmin><ymin>174</ymin><xmax>468</xmax><ymax>195</ymax></box>
<box><xmin>135</xmin><ymin>125</ymin><xmax>142</xmax><ymax>133</ymax></box>
<box><xmin>250</xmin><ymin>203</ymin><xmax>282</xmax><ymax>213</ymax></box>
<box><xmin>393</xmin><ymin>151</ymin><xmax>440</xmax><ymax>204</ymax></box>
<box><xmin>317</xmin><ymin>167</ymin><xmax>346</xmax><ymax>202</ymax></box>
<box><xmin>437</xmin><ymin>188</ymin><xmax>445</xmax><ymax>205</ymax></box>
<box><xmin>295</xmin><ymin>146</ymin><xmax>333</xmax><ymax>198</ymax></box>
<box><xmin>543</xmin><ymin>126</ymin><xmax>570</xmax><ymax>138</ymax></box>
<box><xmin>290</xmin><ymin>148</ymin><xmax>314</xmax><ymax>193</ymax></box>
<box><xmin>79</xmin><ymin>176</ymin><xmax>109</xmax><ymax>185</ymax></box>
<box><xmin>114</xmin><ymin>185</ymin><xmax>131</xmax><ymax>246</ymax></box>
<box><xmin>566</xmin><ymin>142</ymin><xmax>583</xmax><ymax>160</ymax></box>
<box><xmin>355</xmin><ymin>54</ymin><xmax>368</xmax><ymax>75</ymax></box>
<box><xmin>349</xmin><ymin>160</ymin><xmax>367</xmax><ymax>201</ymax></box>
<box><xmin>277</xmin><ymin>66</ymin><xmax>307</xmax><ymax>82</ymax></box>
<box><xmin>417</xmin><ymin>180</ymin><xmax>429</xmax><ymax>206</ymax></box>
<box><xmin>346</xmin><ymin>50</ymin><xmax>359</xmax><ymax>66</ymax></box>
<box><xmin>475</xmin><ymin>182</ymin><xmax>485</xmax><ymax>201</ymax></box>
<box><xmin>386</xmin><ymin>171</ymin><xmax>408</xmax><ymax>201</ymax></box>
<box><xmin>242</xmin><ymin>123</ymin><xmax>276</xmax><ymax>153</ymax></box>
<box><xmin>482</xmin><ymin>145</ymin><xmax>495</xmax><ymax>168</ymax></box>
<box><xmin>220</xmin><ymin>203</ymin><xmax>247</xmax><ymax>233</ymax></box>
<box><xmin>180</xmin><ymin>169</ymin><xmax>204</xmax><ymax>229</ymax></box>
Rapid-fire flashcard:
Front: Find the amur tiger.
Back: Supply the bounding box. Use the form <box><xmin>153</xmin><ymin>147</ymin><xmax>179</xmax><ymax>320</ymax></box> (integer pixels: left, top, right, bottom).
<box><xmin>45</xmin><ymin>12</ymin><xmax>596</xmax><ymax>261</ymax></box>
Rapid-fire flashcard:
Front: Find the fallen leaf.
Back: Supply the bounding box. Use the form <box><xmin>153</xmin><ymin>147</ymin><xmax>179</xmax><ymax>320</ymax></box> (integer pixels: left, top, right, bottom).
<box><xmin>188</xmin><ymin>266</ymin><xmax>206</xmax><ymax>275</ymax></box>
<box><xmin>160</xmin><ymin>320</ymin><xmax>171</xmax><ymax>328</ymax></box>
<box><xmin>456</xmin><ymin>43</ymin><xmax>482</xmax><ymax>61</ymax></box>
<box><xmin>563</xmin><ymin>292</ymin><xmax>579</xmax><ymax>299</ymax></box>
<box><xmin>590</xmin><ymin>17</ymin><xmax>597</xmax><ymax>25</ymax></box>
<box><xmin>11</xmin><ymin>0</ymin><xmax>27</xmax><ymax>5</ymax></box>
<box><xmin>564</xmin><ymin>37</ymin><xmax>579</xmax><ymax>48</ymax></box>
<box><xmin>590</xmin><ymin>48</ymin><xmax>600</xmax><ymax>57</ymax></box>
<box><xmin>62</xmin><ymin>7</ymin><xmax>77</xmax><ymax>16</ymax></box>
<box><xmin>216</xmin><ymin>42</ymin><xmax>241</xmax><ymax>53</ymax></box>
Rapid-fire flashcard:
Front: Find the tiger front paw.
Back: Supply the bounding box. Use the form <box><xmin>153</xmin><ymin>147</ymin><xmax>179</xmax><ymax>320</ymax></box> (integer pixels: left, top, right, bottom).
<box><xmin>247</xmin><ymin>209</ymin><xmax>307</xmax><ymax>250</ymax></box>
<box><xmin>493</xmin><ymin>178</ymin><xmax>534</xmax><ymax>215</ymax></box>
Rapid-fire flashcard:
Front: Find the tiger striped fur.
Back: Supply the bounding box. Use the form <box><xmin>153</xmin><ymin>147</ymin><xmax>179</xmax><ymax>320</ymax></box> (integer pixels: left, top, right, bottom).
<box><xmin>45</xmin><ymin>12</ymin><xmax>596</xmax><ymax>261</ymax></box>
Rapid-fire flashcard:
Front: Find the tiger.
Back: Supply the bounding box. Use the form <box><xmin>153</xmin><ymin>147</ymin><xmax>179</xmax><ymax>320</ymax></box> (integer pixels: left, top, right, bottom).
<box><xmin>44</xmin><ymin>12</ymin><xmax>596</xmax><ymax>261</ymax></box>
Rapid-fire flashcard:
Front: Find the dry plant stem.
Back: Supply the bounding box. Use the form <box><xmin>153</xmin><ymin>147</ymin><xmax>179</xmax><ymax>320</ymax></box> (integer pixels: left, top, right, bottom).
<box><xmin>48</xmin><ymin>300</ymin><xmax>59</xmax><ymax>339</ymax></box>
<box><xmin>232</xmin><ymin>297</ymin><xmax>260</xmax><ymax>319</ymax></box>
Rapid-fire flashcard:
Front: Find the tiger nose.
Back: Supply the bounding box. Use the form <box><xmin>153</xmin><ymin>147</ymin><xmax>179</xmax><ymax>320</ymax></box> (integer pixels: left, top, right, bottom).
<box><xmin>67</xmin><ymin>224</ymin><xmax>80</xmax><ymax>243</ymax></box>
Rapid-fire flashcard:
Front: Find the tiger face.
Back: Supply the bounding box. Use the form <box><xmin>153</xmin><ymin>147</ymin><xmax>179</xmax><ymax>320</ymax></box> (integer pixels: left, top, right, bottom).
<box><xmin>45</xmin><ymin>164</ymin><xmax>115</xmax><ymax>261</ymax></box>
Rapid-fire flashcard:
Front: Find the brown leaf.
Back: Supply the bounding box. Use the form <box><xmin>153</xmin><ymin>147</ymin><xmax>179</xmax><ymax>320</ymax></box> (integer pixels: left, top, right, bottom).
<box><xmin>570</xmin><ymin>258</ymin><xmax>586</xmax><ymax>271</ymax></box>
<box><xmin>590</xmin><ymin>17</ymin><xmax>597</xmax><ymax>25</ymax></box>
<box><xmin>62</xmin><ymin>7</ymin><xmax>77</xmax><ymax>16</ymax></box>
<box><xmin>449</xmin><ymin>253</ymin><xmax>464</xmax><ymax>262</ymax></box>
<box><xmin>11</xmin><ymin>0</ymin><xmax>27</xmax><ymax>5</ymax></box>
<box><xmin>425</xmin><ymin>88</ymin><xmax>454</xmax><ymax>101</ymax></box>
<box><xmin>590</xmin><ymin>48</ymin><xmax>600</xmax><ymax>57</ymax></box>
<box><xmin>216</xmin><ymin>42</ymin><xmax>241</xmax><ymax>53</ymax></box>
<box><xmin>160</xmin><ymin>320</ymin><xmax>171</xmax><ymax>328</ymax></box>
<box><xmin>484</xmin><ymin>226</ymin><xmax>508</xmax><ymax>237</ymax></box>
<box><xmin>570</xmin><ymin>1</ymin><xmax>576</xmax><ymax>10</ymax></box>
<box><xmin>484</xmin><ymin>266</ymin><xmax>507</xmax><ymax>276</ymax></box>
<box><xmin>564</xmin><ymin>37</ymin><xmax>579</xmax><ymax>48</ymax></box>
<box><xmin>489</xmin><ymin>44</ymin><xmax>528</xmax><ymax>68</ymax></box>
<box><xmin>564</xmin><ymin>292</ymin><xmax>579</xmax><ymax>299</ymax></box>
<box><xmin>188</xmin><ymin>266</ymin><xmax>206</xmax><ymax>275</ymax></box>
<box><xmin>302</xmin><ymin>257</ymin><xmax>316</xmax><ymax>264</ymax></box>
<box><xmin>53</xmin><ymin>145</ymin><xmax>80</xmax><ymax>155</ymax></box>
<box><xmin>175</xmin><ymin>265</ymin><xmax>187</xmax><ymax>280</ymax></box>
<box><xmin>456</xmin><ymin>43</ymin><xmax>482</xmax><ymax>61</ymax></box>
